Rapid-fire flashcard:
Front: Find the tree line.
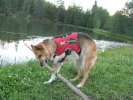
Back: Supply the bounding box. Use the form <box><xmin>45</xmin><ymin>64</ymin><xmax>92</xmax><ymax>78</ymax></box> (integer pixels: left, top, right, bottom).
<box><xmin>0</xmin><ymin>0</ymin><xmax>133</xmax><ymax>35</ymax></box>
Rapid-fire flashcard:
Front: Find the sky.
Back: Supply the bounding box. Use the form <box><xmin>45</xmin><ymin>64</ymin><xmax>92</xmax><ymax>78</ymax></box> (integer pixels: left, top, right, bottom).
<box><xmin>45</xmin><ymin>0</ymin><xmax>130</xmax><ymax>15</ymax></box>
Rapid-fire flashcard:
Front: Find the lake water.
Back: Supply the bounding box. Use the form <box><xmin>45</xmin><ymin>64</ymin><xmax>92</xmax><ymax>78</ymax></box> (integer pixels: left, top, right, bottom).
<box><xmin>0</xmin><ymin>36</ymin><xmax>131</xmax><ymax>66</ymax></box>
<box><xmin>0</xmin><ymin>16</ymin><xmax>132</xmax><ymax>66</ymax></box>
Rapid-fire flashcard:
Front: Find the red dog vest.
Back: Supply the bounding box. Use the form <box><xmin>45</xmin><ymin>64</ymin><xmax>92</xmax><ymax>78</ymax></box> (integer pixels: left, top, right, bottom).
<box><xmin>53</xmin><ymin>32</ymin><xmax>80</xmax><ymax>56</ymax></box>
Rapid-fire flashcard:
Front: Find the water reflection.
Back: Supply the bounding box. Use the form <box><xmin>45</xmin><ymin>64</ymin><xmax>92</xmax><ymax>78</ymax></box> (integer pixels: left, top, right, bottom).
<box><xmin>0</xmin><ymin>37</ymin><xmax>51</xmax><ymax>66</ymax></box>
<box><xmin>0</xmin><ymin>36</ymin><xmax>131</xmax><ymax>66</ymax></box>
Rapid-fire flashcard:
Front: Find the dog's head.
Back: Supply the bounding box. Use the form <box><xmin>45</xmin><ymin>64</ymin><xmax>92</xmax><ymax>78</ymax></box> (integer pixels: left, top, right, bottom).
<box><xmin>31</xmin><ymin>43</ymin><xmax>51</xmax><ymax>67</ymax></box>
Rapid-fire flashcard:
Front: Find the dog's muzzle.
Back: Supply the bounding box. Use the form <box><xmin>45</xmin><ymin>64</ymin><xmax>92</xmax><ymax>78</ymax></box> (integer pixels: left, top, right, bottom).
<box><xmin>40</xmin><ymin>60</ymin><xmax>48</xmax><ymax>67</ymax></box>
<box><xmin>40</xmin><ymin>62</ymin><xmax>44</xmax><ymax>67</ymax></box>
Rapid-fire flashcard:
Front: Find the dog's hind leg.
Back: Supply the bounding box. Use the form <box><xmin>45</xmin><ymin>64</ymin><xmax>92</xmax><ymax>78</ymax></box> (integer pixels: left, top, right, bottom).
<box><xmin>70</xmin><ymin>70</ymin><xmax>82</xmax><ymax>82</ymax></box>
<box><xmin>76</xmin><ymin>56</ymin><xmax>97</xmax><ymax>88</ymax></box>
<box><xmin>70</xmin><ymin>51</ymin><xmax>81</xmax><ymax>81</ymax></box>
<box><xmin>76</xmin><ymin>67</ymin><xmax>91</xmax><ymax>88</ymax></box>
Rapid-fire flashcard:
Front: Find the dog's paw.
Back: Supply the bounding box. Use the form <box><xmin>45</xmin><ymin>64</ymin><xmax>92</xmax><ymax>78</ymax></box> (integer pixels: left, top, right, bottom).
<box><xmin>43</xmin><ymin>81</ymin><xmax>51</xmax><ymax>85</ymax></box>
<box><xmin>76</xmin><ymin>84</ymin><xmax>82</xmax><ymax>88</ymax></box>
<box><xmin>70</xmin><ymin>78</ymin><xmax>76</xmax><ymax>82</ymax></box>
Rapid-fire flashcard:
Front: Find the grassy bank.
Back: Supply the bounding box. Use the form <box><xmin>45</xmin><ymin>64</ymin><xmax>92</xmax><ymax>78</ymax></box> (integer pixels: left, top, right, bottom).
<box><xmin>0</xmin><ymin>47</ymin><xmax>133</xmax><ymax>100</ymax></box>
<box><xmin>92</xmin><ymin>29</ymin><xmax>133</xmax><ymax>44</ymax></box>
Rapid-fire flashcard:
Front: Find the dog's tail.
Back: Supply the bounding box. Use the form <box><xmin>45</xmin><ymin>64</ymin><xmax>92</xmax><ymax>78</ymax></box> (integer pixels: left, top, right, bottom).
<box><xmin>78</xmin><ymin>32</ymin><xmax>95</xmax><ymax>45</ymax></box>
<box><xmin>78</xmin><ymin>32</ymin><xmax>95</xmax><ymax>44</ymax></box>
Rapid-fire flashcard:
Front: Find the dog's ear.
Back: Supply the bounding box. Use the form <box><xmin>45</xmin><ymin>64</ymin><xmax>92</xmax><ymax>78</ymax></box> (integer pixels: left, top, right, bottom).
<box><xmin>31</xmin><ymin>44</ymin><xmax>43</xmax><ymax>50</ymax></box>
<box><xmin>31</xmin><ymin>44</ymin><xmax>35</xmax><ymax>49</ymax></box>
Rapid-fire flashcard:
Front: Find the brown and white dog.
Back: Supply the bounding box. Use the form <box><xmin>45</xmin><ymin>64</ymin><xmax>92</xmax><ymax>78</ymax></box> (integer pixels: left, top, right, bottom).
<box><xmin>29</xmin><ymin>32</ymin><xmax>97</xmax><ymax>88</ymax></box>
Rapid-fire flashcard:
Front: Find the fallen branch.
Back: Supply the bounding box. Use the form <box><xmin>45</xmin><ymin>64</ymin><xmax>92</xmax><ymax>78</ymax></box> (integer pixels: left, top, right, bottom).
<box><xmin>44</xmin><ymin>64</ymin><xmax>91</xmax><ymax>100</ymax></box>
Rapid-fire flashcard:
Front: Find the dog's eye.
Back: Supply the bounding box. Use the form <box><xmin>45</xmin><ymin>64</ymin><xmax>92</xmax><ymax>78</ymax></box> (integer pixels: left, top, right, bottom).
<box><xmin>38</xmin><ymin>55</ymin><xmax>42</xmax><ymax>58</ymax></box>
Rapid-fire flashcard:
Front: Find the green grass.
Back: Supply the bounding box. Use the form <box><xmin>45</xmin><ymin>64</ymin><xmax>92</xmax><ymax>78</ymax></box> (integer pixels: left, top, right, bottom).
<box><xmin>0</xmin><ymin>47</ymin><xmax>133</xmax><ymax>100</ymax></box>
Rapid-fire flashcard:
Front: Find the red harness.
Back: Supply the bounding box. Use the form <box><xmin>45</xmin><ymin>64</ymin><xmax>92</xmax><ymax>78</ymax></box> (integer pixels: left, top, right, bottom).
<box><xmin>53</xmin><ymin>32</ymin><xmax>80</xmax><ymax>56</ymax></box>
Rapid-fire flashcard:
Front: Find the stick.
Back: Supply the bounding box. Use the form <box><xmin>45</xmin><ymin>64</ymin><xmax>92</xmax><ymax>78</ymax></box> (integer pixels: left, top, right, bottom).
<box><xmin>23</xmin><ymin>42</ymin><xmax>33</xmax><ymax>51</ymax></box>
<box><xmin>44</xmin><ymin>65</ymin><xmax>91</xmax><ymax>100</ymax></box>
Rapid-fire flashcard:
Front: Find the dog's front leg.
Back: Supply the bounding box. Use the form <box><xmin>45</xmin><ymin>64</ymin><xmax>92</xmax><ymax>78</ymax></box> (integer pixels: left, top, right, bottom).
<box><xmin>44</xmin><ymin>53</ymin><xmax>65</xmax><ymax>85</ymax></box>
<box><xmin>44</xmin><ymin>73</ymin><xmax>56</xmax><ymax>84</ymax></box>
<box><xmin>43</xmin><ymin>63</ymin><xmax>63</xmax><ymax>84</ymax></box>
